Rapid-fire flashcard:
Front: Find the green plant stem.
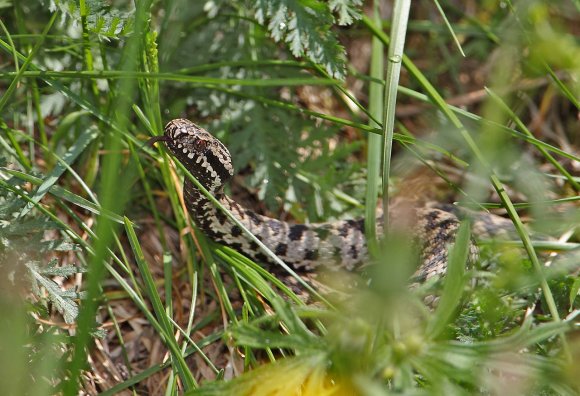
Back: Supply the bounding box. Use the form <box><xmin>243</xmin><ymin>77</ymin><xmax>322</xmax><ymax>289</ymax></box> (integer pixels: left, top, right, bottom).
<box><xmin>365</xmin><ymin>1</ymin><xmax>384</xmax><ymax>257</ymax></box>
<box><xmin>381</xmin><ymin>0</ymin><xmax>410</xmax><ymax>235</ymax></box>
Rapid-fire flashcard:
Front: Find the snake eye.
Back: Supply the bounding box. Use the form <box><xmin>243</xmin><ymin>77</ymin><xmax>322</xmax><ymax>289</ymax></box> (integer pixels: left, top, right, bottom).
<box><xmin>195</xmin><ymin>139</ymin><xmax>208</xmax><ymax>151</ymax></box>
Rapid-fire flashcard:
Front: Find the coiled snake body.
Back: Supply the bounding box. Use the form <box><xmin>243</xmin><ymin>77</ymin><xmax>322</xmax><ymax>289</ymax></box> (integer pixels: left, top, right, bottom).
<box><xmin>152</xmin><ymin>119</ymin><xmax>507</xmax><ymax>281</ymax></box>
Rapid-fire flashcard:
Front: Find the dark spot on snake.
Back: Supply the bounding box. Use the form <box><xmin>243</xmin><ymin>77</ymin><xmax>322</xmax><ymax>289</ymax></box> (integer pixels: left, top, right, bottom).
<box><xmin>254</xmin><ymin>253</ymin><xmax>268</xmax><ymax>263</ymax></box>
<box><xmin>304</xmin><ymin>249</ymin><xmax>318</xmax><ymax>261</ymax></box>
<box><xmin>288</xmin><ymin>224</ymin><xmax>308</xmax><ymax>241</ymax></box>
<box><xmin>349</xmin><ymin>244</ymin><xmax>359</xmax><ymax>259</ymax></box>
<box><xmin>350</xmin><ymin>219</ymin><xmax>364</xmax><ymax>232</ymax></box>
<box><xmin>230</xmin><ymin>242</ymin><xmax>243</xmax><ymax>251</ymax></box>
<box><xmin>432</xmin><ymin>220</ymin><xmax>457</xmax><ymax>242</ymax></box>
<box><xmin>231</xmin><ymin>225</ymin><xmax>242</xmax><ymax>237</ymax></box>
<box><xmin>215</xmin><ymin>209</ymin><xmax>227</xmax><ymax>225</ymax></box>
<box><xmin>249</xmin><ymin>241</ymin><xmax>258</xmax><ymax>251</ymax></box>
<box><xmin>425</xmin><ymin>210</ymin><xmax>440</xmax><ymax>225</ymax></box>
<box><xmin>248</xmin><ymin>211</ymin><xmax>261</xmax><ymax>226</ymax></box>
<box><xmin>438</xmin><ymin>218</ymin><xmax>457</xmax><ymax>229</ymax></box>
<box><xmin>275</xmin><ymin>243</ymin><xmax>288</xmax><ymax>256</ymax></box>
<box><xmin>205</xmin><ymin>229</ymin><xmax>220</xmax><ymax>239</ymax></box>
<box><xmin>338</xmin><ymin>222</ymin><xmax>350</xmax><ymax>238</ymax></box>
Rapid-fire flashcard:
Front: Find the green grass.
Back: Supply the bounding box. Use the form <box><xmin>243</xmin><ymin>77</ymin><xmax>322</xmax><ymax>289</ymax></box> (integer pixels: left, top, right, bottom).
<box><xmin>0</xmin><ymin>0</ymin><xmax>579</xmax><ymax>395</ymax></box>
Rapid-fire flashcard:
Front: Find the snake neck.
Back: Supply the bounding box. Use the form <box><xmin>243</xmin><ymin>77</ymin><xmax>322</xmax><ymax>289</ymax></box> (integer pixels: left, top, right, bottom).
<box><xmin>183</xmin><ymin>178</ymin><xmax>370</xmax><ymax>271</ymax></box>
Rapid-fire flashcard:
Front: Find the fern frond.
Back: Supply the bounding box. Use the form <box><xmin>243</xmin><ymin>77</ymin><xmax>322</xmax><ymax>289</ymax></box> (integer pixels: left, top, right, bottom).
<box><xmin>250</xmin><ymin>0</ymin><xmax>362</xmax><ymax>79</ymax></box>
<box><xmin>27</xmin><ymin>262</ymin><xmax>80</xmax><ymax>324</ymax></box>
<box><xmin>1</xmin><ymin>170</ymin><xmax>84</xmax><ymax>325</ymax></box>
<box><xmin>46</xmin><ymin>0</ymin><xmax>134</xmax><ymax>37</ymax></box>
<box><xmin>329</xmin><ymin>0</ymin><xmax>363</xmax><ymax>25</ymax></box>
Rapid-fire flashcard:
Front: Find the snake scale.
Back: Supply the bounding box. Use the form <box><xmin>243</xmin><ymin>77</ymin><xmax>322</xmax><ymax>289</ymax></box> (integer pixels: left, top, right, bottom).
<box><xmin>151</xmin><ymin>119</ymin><xmax>512</xmax><ymax>282</ymax></box>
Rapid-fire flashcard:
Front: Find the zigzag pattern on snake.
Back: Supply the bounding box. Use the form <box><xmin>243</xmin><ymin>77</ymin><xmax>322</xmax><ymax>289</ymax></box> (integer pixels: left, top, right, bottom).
<box><xmin>150</xmin><ymin>119</ymin><xmax>514</xmax><ymax>281</ymax></box>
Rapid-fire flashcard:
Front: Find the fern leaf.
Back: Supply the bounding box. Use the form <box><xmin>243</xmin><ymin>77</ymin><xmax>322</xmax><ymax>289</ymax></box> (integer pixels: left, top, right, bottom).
<box><xmin>328</xmin><ymin>0</ymin><xmax>363</xmax><ymax>25</ymax></box>
<box><xmin>249</xmin><ymin>0</ymin><xmax>362</xmax><ymax>79</ymax></box>
<box><xmin>46</xmin><ymin>0</ymin><xmax>134</xmax><ymax>38</ymax></box>
<box><xmin>35</xmin><ymin>260</ymin><xmax>87</xmax><ymax>277</ymax></box>
<box><xmin>27</xmin><ymin>262</ymin><xmax>80</xmax><ymax>324</ymax></box>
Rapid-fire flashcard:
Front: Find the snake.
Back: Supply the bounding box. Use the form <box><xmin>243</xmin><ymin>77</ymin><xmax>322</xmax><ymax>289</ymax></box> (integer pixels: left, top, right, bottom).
<box><xmin>150</xmin><ymin>119</ymin><xmax>512</xmax><ymax>282</ymax></box>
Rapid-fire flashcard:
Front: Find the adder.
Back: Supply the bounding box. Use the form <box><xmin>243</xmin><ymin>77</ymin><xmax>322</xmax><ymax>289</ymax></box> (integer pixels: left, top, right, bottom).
<box><xmin>150</xmin><ymin>119</ymin><xmax>513</xmax><ymax>282</ymax></box>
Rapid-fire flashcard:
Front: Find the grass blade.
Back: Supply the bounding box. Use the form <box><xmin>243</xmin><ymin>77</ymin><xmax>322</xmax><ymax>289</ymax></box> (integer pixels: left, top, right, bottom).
<box><xmin>18</xmin><ymin>126</ymin><xmax>98</xmax><ymax>218</ymax></box>
<box><xmin>427</xmin><ymin>222</ymin><xmax>470</xmax><ymax>338</ymax></box>
<box><xmin>381</xmin><ymin>0</ymin><xmax>410</xmax><ymax>233</ymax></box>
<box><xmin>124</xmin><ymin>217</ymin><xmax>197</xmax><ymax>389</ymax></box>
<box><xmin>364</xmin><ymin>2</ymin><xmax>384</xmax><ymax>257</ymax></box>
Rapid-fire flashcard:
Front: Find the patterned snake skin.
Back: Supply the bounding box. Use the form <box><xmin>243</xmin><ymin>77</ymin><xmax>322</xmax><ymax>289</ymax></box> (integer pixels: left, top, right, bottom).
<box><xmin>151</xmin><ymin>119</ymin><xmax>512</xmax><ymax>282</ymax></box>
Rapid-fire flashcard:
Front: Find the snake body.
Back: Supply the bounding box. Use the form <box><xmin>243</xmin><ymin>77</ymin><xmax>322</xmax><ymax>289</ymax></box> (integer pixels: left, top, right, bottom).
<box><xmin>152</xmin><ymin>119</ymin><xmax>507</xmax><ymax>281</ymax></box>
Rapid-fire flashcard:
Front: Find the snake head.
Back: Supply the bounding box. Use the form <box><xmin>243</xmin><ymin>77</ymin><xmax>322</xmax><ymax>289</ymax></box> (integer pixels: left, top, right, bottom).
<box><xmin>151</xmin><ymin>119</ymin><xmax>234</xmax><ymax>193</ymax></box>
